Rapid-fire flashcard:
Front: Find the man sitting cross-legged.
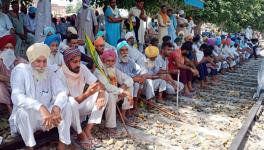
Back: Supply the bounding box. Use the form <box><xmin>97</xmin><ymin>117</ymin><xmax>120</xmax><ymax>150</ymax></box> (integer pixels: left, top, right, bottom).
<box><xmin>56</xmin><ymin>47</ymin><xmax>108</xmax><ymax>149</ymax></box>
<box><xmin>9</xmin><ymin>43</ymin><xmax>72</xmax><ymax>150</ymax></box>
<box><xmin>94</xmin><ymin>50</ymin><xmax>134</xmax><ymax>138</ymax></box>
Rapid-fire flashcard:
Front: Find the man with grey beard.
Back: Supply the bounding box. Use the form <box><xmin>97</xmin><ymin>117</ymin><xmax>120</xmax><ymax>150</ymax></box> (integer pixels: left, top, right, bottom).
<box><xmin>9</xmin><ymin>43</ymin><xmax>72</xmax><ymax>150</ymax></box>
<box><xmin>116</xmin><ymin>40</ymin><xmax>146</xmax><ymax>113</ymax></box>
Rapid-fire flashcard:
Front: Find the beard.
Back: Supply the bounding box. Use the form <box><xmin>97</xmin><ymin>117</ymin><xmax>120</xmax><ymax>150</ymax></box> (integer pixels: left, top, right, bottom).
<box><xmin>105</xmin><ymin>65</ymin><xmax>116</xmax><ymax>78</ymax></box>
<box><xmin>120</xmin><ymin>55</ymin><xmax>129</xmax><ymax>63</ymax></box>
<box><xmin>146</xmin><ymin>59</ymin><xmax>155</xmax><ymax>68</ymax></box>
<box><xmin>32</xmin><ymin>67</ymin><xmax>47</xmax><ymax>81</ymax></box>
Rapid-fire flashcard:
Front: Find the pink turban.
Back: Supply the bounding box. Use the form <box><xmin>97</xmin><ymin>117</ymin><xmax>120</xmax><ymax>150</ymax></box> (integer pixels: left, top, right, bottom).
<box><xmin>100</xmin><ymin>50</ymin><xmax>116</xmax><ymax>63</ymax></box>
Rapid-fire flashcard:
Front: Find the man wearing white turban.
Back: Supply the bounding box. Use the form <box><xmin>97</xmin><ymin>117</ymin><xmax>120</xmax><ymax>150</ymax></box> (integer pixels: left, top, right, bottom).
<box><xmin>9</xmin><ymin>43</ymin><xmax>72</xmax><ymax>150</ymax></box>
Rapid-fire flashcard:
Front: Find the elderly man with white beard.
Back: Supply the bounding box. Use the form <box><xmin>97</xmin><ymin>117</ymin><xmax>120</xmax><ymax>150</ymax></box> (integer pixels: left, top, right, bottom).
<box><xmin>9</xmin><ymin>43</ymin><xmax>72</xmax><ymax>150</ymax></box>
<box><xmin>116</xmin><ymin>40</ymin><xmax>145</xmax><ymax>113</ymax></box>
<box><xmin>143</xmin><ymin>46</ymin><xmax>167</xmax><ymax>105</ymax></box>
<box><xmin>56</xmin><ymin>47</ymin><xmax>108</xmax><ymax>149</ymax></box>
<box><xmin>94</xmin><ymin>50</ymin><xmax>134</xmax><ymax>137</ymax></box>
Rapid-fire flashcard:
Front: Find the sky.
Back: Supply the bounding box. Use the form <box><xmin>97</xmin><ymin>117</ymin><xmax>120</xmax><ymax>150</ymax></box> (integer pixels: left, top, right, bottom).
<box><xmin>51</xmin><ymin>0</ymin><xmax>79</xmax><ymax>6</ymax></box>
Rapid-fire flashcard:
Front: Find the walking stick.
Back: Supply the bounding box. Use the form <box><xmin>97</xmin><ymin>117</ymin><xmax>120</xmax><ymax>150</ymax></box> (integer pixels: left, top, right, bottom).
<box><xmin>142</xmin><ymin>99</ymin><xmax>186</xmax><ymax>123</ymax></box>
<box><xmin>142</xmin><ymin>99</ymin><xmax>178</xmax><ymax>118</ymax></box>
<box><xmin>116</xmin><ymin>106</ymin><xmax>131</xmax><ymax>137</ymax></box>
<box><xmin>176</xmin><ymin>70</ymin><xmax>180</xmax><ymax>109</ymax></box>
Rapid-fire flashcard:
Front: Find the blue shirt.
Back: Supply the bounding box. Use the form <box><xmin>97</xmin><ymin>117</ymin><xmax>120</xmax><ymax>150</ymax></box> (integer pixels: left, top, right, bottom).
<box><xmin>116</xmin><ymin>57</ymin><xmax>141</xmax><ymax>78</ymax></box>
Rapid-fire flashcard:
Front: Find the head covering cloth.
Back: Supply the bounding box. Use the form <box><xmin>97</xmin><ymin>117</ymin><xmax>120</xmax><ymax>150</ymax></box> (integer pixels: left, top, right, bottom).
<box><xmin>26</xmin><ymin>43</ymin><xmax>51</xmax><ymax>63</ymax></box>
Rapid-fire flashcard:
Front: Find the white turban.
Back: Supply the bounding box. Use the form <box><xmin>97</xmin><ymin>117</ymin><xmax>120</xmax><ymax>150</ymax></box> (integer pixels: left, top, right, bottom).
<box><xmin>67</xmin><ymin>27</ymin><xmax>78</xmax><ymax>35</ymax></box>
<box><xmin>26</xmin><ymin>43</ymin><xmax>51</xmax><ymax>63</ymax></box>
<box><xmin>179</xmin><ymin>10</ymin><xmax>184</xmax><ymax>15</ymax></box>
<box><xmin>125</xmin><ymin>32</ymin><xmax>135</xmax><ymax>40</ymax></box>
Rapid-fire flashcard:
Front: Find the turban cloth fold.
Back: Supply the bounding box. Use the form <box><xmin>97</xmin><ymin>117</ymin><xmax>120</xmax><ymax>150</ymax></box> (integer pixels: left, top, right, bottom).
<box><xmin>117</xmin><ymin>40</ymin><xmax>129</xmax><ymax>51</ymax></box>
<box><xmin>67</xmin><ymin>27</ymin><xmax>78</xmax><ymax>35</ymax></box>
<box><xmin>95</xmin><ymin>31</ymin><xmax>104</xmax><ymax>39</ymax></box>
<box><xmin>43</xmin><ymin>26</ymin><xmax>56</xmax><ymax>37</ymax></box>
<box><xmin>26</xmin><ymin>43</ymin><xmax>51</xmax><ymax>63</ymax></box>
<box><xmin>63</xmin><ymin>47</ymin><xmax>81</xmax><ymax>64</ymax></box>
<box><xmin>44</xmin><ymin>34</ymin><xmax>61</xmax><ymax>47</ymax></box>
<box><xmin>145</xmin><ymin>46</ymin><xmax>159</xmax><ymax>58</ymax></box>
<box><xmin>125</xmin><ymin>32</ymin><xmax>135</xmax><ymax>40</ymax></box>
<box><xmin>94</xmin><ymin>37</ymin><xmax>104</xmax><ymax>46</ymax></box>
<box><xmin>100</xmin><ymin>50</ymin><xmax>116</xmax><ymax>63</ymax></box>
<box><xmin>0</xmin><ymin>35</ymin><xmax>16</xmax><ymax>50</ymax></box>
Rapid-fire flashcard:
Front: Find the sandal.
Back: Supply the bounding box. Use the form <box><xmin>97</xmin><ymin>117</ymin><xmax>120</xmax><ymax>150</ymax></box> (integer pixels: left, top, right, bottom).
<box><xmin>77</xmin><ymin>139</ymin><xmax>95</xmax><ymax>150</ymax></box>
<box><xmin>90</xmin><ymin>137</ymin><xmax>102</xmax><ymax>148</ymax></box>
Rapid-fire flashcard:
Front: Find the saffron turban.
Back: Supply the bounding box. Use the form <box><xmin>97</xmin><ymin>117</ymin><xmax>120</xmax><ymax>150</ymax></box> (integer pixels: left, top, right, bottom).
<box><xmin>0</xmin><ymin>35</ymin><xmax>16</xmax><ymax>50</ymax></box>
<box><xmin>43</xmin><ymin>26</ymin><xmax>56</xmax><ymax>37</ymax></box>
<box><xmin>117</xmin><ymin>40</ymin><xmax>129</xmax><ymax>51</ymax></box>
<box><xmin>145</xmin><ymin>46</ymin><xmax>159</xmax><ymax>58</ymax></box>
<box><xmin>44</xmin><ymin>34</ymin><xmax>61</xmax><ymax>47</ymax></box>
<box><xmin>94</xmin><ymin>37</ymin><xmax>104</xmax><ymax>46</ymax></box>
<box><xmin>26</xmin><ymin>43</ymin><xmax>51</xmax><ymax>63</ymax></box>
<box><xmin>100</xmin><ymin>50</ymin><xmax>116</xmax><ymax>63</ymax></box>
<box><xmin>63</xmin><ymin>47</ymin><xmax>81</xmax><ymax>64</ymax></box>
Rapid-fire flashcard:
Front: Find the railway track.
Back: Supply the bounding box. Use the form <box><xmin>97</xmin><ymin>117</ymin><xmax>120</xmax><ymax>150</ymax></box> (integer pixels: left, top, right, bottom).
<box><xmin>92</xmin><ymin>58</ymin><xmax>262</xmax><ymax>150</ymax></box>
<box><xmin>229</xmin><ymin>95</ymin><xmax>264</xmax><ymax>150</ymax></box>
<box><xmin>0</xmin><ymin>58</ymin><xmax>262</xmax><ymax>149</ymax></box>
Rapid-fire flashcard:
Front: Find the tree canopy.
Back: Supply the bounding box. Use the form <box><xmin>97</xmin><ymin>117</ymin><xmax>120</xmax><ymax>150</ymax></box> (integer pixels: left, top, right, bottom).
<box><xmin>18</xmin><ymin>0</ymin><xmax>264</xmax><ymax>32</ymax></box>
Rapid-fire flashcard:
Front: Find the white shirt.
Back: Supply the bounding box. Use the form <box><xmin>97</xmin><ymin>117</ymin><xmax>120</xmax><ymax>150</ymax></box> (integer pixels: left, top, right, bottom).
<box><xmin>58</xmin><ymin>64</ymin><xmax>97</xmax><ymax>97</ymax></box>
<box><xmin>193</xmin><ymin>44</ymin><xmax>204</xmax><ymax>62</ymax></box>
<box><xmin>10</xmin><ymin>64</ymin><xmax>68</xmax><ymax>111</ymax></box>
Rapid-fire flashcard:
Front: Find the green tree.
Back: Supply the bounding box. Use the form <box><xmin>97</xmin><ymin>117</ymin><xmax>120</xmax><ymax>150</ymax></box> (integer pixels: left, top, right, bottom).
<box><xmin>66</xmin><ymin>4</ymin><xmax>74</xmax><ymax>13</ymax></box>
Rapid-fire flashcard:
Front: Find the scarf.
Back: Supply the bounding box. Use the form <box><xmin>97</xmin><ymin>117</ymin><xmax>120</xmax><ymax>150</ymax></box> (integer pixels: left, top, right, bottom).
<box><xmin>160</xmin><ymin>11</ymin><xmax>169</xmax><ymax>24</ymax></box>
<box><xmin>109</xmin><ymin>6</ymin><xmax>120</xmax><ymax>18</ymax></box>
<box><xmin>62</xmin><ymin>64</ymin><xmax>85</xmax><ymax>97</ymax></box>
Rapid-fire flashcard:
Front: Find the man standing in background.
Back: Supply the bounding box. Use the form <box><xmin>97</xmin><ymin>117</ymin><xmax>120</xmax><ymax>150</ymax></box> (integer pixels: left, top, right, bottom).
<box><xmin>77</xmin><ymin>0</ymin><xmax>98</xmax><ymax>42</ymax></box>
<box><xmin>129</xmin><ymin>0</ymin><xmax>147</xmax><ymax>53</ymax></box>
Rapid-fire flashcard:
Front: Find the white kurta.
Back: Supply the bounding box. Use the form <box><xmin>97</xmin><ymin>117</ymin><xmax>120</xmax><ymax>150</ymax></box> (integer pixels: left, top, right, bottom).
<box><xmin>94</xmin><ymin>68</ymin><xmax>134</xmax><ymax>128</ymax></box>
<box><xmin>9</xmin><ymin>64</ymin><xmax>71</xmax><ymax>147</ymax></box>
<box><xmin>48</xmin><ymin>52</ymin><xmax>64</xmax><ymax>66</ymax></box>
<box><xmin>56</xmin><ymin>64</ymin><xmax>108</xmax><ymax>134</ymax></box>
<box><xmin>129</xmin><ymin>7</ymin><xmax>146</xmax><ymax>44</ymax></box>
